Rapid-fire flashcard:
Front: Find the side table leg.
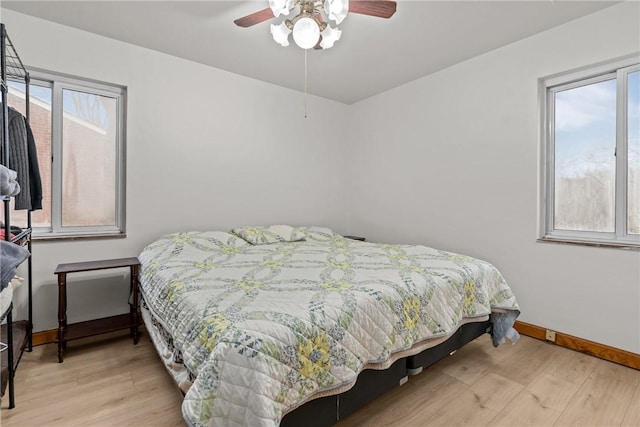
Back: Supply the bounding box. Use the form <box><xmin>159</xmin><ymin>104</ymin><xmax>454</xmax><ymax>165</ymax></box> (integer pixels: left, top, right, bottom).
<box><xmin>57</xmin><ymin>272</ymin><xmax>66</xmax><ymax>363</ymax></box>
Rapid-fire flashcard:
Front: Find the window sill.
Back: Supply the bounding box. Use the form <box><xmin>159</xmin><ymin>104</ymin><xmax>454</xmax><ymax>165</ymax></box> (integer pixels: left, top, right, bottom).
<box><xmin>33</xmin><ymin>232</ymin><xmax>126</xmax><ymax>241</ymax></box>
<box><xmin>537</xmin><ymin>237</ymin><xmax>639</xmax><ymax>251</ymax></box>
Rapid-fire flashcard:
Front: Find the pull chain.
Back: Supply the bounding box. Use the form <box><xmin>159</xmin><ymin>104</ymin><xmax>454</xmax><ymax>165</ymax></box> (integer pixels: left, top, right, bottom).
<box><xmin>304</xmin><ymin>48</ymin><xmax>308</xmax><ymax>118</ymax></box>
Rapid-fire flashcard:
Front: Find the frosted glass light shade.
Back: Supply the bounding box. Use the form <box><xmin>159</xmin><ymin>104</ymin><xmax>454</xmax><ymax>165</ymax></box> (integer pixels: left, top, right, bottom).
<box><xmin>270</xmin><ymin>22</ymin><xmax>291</xmax><ymax>46</ymax></box>
<box><xmin>325</xmin><ymin>0</ymin><xmax>348</xmax><ymax>25</ymax></box>
<box><xmin>269</xmin><ymin>0</ymin><xmax>293</xmax><ymax>17</ymax></box>
<box><xmin>320</xmin><ymin>25</ymin><xmax>342</xmax><ymax>49</ymax></box>
<box><xmin>292</xmin><ymin>17</ymin><xmax>320</xmax><ymax>49</ymax></box>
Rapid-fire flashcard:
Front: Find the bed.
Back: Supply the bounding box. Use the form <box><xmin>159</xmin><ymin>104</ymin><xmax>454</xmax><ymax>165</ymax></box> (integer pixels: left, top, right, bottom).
<box><xmin>138</xmin><ymin>226</ymin><xmax>520</xmax><ymax>427</ymax></box>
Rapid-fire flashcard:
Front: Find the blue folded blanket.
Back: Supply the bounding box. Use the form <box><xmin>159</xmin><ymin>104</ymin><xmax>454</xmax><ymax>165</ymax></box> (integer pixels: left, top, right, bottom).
<box><xmin>490</xmin><ymin>310</ymin><xmax>521</xmax><ymax>346</ymax></box>
<box><xmin>1</xmin><ymin>240</ymin><xmax>30</xmax><ymax>291</ymax></box>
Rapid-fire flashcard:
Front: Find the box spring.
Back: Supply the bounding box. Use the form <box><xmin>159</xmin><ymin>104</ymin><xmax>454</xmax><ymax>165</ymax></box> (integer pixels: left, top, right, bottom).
<box><xmin>280</xmin><ymin>320</ymin><xmax>491</xmax><ymax>426</ymax></box>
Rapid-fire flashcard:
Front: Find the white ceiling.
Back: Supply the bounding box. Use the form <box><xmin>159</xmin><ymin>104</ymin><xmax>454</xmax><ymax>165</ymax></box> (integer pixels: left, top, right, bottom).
<box><xmin>2</xmin><ymin>1</ymin><xmax>618</xmax><ymax>104</ymax></box>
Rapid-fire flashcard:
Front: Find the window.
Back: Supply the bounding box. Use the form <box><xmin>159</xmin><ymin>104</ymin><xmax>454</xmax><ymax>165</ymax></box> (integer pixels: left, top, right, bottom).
<box><xmin>4</xmin><ymin>70</ymin><xmax>126</xmax><ymax>238</ymax></box>
<box><xmin>541</xmin><ymin>57</ymin><xmax>639</xmax><ymax>248</ymax></box>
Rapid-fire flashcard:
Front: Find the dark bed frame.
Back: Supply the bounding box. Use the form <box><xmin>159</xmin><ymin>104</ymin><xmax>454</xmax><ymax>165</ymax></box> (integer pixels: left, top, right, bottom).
<box><xmin>280</xmin><ymin>319</ymin><xmax>492</xmax><ymax>427</ymax></box>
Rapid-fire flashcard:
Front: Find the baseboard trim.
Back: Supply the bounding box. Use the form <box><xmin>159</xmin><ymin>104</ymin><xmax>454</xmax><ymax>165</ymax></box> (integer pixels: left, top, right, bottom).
<box><xmin>33</xmin><ymin>326</ymin><xmax>145</xmax><ymax>346</ymax></box>
<box><xmin>514</xmin><ymin>321</ymin><xmax>640</xmax><ymax>370</ymax></box>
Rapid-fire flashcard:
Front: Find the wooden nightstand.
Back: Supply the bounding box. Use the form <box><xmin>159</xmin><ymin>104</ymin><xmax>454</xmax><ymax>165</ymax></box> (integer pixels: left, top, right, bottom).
<box><xmin>344</xmin><ymin>235</ymin><xmax>366</xmax><ymax>241</ymax></box>
<box><xmin>54</xmin><ymin>257</ymin><xmax>141</xmax><ymax>363</ymax></box>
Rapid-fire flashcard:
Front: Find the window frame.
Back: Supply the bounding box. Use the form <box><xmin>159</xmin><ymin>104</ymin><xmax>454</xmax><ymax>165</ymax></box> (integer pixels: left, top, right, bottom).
<box><xmin>539</xmin><ymin>55</ymin><xmax>640</xmax><ymax>249</ymax></box>
<box><xmin>11</xmin><ymin>68</ymin><xmax>127</xmax><ymax>239</ymax></box>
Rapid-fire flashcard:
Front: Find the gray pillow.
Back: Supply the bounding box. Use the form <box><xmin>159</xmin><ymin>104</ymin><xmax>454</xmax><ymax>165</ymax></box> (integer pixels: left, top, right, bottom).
<box><xmin>1</xmin><ymin>240</ymin><xmax>30</xmax><ymax>291</ymax></box>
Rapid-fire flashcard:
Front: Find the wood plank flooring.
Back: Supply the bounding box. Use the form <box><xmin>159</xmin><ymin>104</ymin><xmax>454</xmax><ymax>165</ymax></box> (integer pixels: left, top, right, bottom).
<box><xmin>1</xmin><ymin>331</ymin><xmax>638</xmax><ymax>426</ymax></box>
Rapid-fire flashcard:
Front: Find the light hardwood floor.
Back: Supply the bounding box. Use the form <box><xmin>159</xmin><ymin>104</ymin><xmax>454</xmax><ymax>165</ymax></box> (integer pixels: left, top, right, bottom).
<box><xmin>1</xmin><ymin>331</ymin><xmax>638</xmax><ymax>426</ymax></box>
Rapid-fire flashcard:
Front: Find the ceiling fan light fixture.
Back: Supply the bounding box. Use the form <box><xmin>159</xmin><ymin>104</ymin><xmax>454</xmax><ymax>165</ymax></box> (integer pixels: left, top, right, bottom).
<box><xmin>324</xmin><ymin>0</ymin><xmax>349</xmax><ymax>25</ymax></box>
<box><xmin>270</xmin><ymin>21</ymin><xmax>292</xmax><ymax>46</ymax></box>
<box><xmin>234</xmin><ymin>0</ymin><xmax>396</xmax><ymax>50</ymax></box>
<box><xmin>292</xmin><ymin>17</ymin><xmax>321</xmax><ymax>49</ymax></box>
<box><xmin>269</xmin><ymin>0</ymin><xmax>294</xmax><ymax>17</ymax></box>
<box><xmin>319</xmin><ymin>24</ymin><xmax>341</xmax><ymax>49</ymax></box>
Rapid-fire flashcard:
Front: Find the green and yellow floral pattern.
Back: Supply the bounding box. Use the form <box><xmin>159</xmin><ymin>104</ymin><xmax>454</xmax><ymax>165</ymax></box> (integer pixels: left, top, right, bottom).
<box><xmin>232</xmin><ymin>224</ymin><xmax>306</xmax><ymax>245</ymax></box>
<box><xmin>139</xmin><ymin>228</ymin><xmax>519</xmax><ymax>427</ymax></box>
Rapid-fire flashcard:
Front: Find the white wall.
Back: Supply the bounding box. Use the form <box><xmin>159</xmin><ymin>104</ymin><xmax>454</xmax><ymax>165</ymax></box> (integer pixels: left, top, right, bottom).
<box><xmin>1</xmin><ymin>9</ymin><xmax>351</xmax><ymax>331</ymax></box>
<box><xmin>348</xmin><ymin>2</ymin><xmax>640</xmax><ymax>353</ymax></box>
<box><xmin>3</xmin><ymin>4</ymin><xmax>639</xmax><ymax>355</ymax></box>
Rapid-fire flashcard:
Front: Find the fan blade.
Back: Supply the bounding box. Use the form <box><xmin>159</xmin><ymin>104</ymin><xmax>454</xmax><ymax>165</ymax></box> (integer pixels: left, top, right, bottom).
<box><xmin>234</xmin><ymin>8</ymin><xmax>275</xmax><ymax>28</ymax></box>
<box><xmin>349</xmin><ymin>0</ymin><xmax>396</xmax><ymax>19</ymax></box>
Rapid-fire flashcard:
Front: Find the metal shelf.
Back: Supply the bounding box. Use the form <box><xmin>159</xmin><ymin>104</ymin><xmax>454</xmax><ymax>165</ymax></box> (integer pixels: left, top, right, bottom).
<box><xmin>0</xmin><ymin>320</ymin><xmax>28</xmax><ymax>397</ymax></box>
<box><xmin>1</xmin><ymin>22</ymin><xmax>32</xmax><ymax>410</ymax></box>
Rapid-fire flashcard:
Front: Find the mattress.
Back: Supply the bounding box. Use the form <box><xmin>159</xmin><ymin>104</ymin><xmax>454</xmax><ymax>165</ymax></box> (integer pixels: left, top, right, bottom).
<box><xmin>138</xmin><ymin>227</ymin><xmax>520</xmax><ymax>427</ymax></box>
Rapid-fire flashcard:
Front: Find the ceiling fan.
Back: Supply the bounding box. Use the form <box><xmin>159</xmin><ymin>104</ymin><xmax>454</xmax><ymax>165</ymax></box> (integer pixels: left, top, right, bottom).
<box><xmin>234</xmin><ymin>0</ymin><xmax>397</xmax><ymax>50</ymax></box>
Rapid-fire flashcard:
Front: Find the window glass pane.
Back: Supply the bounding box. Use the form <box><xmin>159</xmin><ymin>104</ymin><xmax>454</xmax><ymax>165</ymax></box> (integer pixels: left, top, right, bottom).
<box><xmin>61</xmin><ymin>88</ymin><xmax>117</xmax><ymax>227</ymax></box>
<box><xmin>4</xmin><ymin>81</ymin><xmax>52</xmax><ymax>229</ymax></box>
<box><xmin>628</xmin><ymin>70</ymin><xmax>640</xmax><ymax>235</ymax></box>
<box><xmin>554</xmin><ymin>78</ymin><xmax>616</xmax><ymax>232</ymax></box>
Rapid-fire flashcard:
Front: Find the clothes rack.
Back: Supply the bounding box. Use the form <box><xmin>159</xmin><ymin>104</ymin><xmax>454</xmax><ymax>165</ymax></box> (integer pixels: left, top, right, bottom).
<box><xmin>0</xmin><ymin>22</ymin><xmax>33</xmax><ymax>410</ymax></box>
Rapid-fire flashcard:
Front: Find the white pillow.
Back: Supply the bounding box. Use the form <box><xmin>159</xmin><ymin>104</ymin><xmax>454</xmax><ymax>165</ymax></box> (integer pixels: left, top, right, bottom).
<box><xmin>300</xmin><ymin>226</ymin><xmax>340</xmax><ymax>241</ymax></box>
<box><xmin>231</xmin><ymin>225</ymin><xmax>306</xmax><ymax>245</ymax></box>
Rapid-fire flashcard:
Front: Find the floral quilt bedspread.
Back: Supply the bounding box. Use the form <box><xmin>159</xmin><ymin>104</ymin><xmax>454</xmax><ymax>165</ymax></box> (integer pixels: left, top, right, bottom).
<box><xmin>139</xmin><ymin>228</ymin><xmax>519</xmax><ymax>427</ymax></box>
